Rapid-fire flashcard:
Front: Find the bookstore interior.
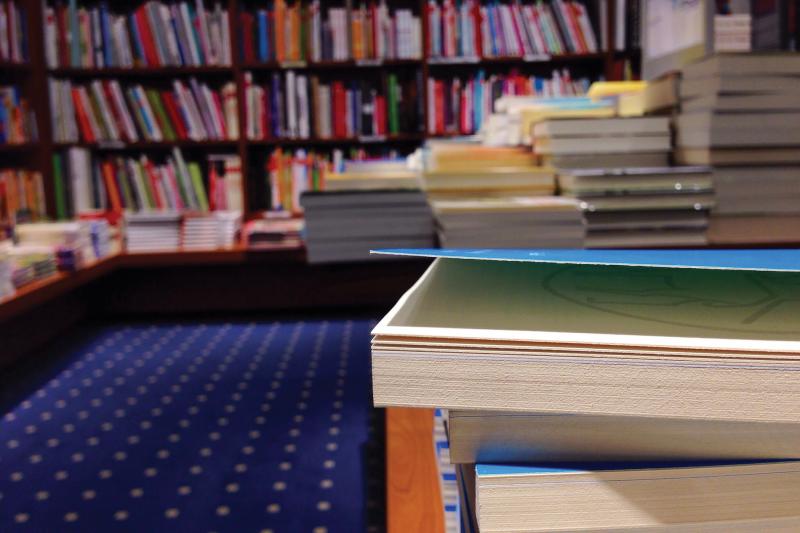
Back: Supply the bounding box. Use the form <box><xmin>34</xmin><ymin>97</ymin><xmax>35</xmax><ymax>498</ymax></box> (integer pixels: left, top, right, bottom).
<box><xmin>2</xmin><ymin>0</ymin><xmax>800</xmax><ymax>531</ymax></box>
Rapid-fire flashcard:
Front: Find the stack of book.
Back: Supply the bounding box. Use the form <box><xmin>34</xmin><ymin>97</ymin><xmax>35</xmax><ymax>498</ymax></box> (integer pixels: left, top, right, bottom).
<box><xmin>372</xmin><ymin>249</ymin><xmax>800</xmax><ymax>532</ymax></box>
<box><xmin>15</xmin><ymin>221</ymin><xmax>94</xmax><ymax>271</ymax></box>
<box><xmin>533</xmin><ymin>116</ymin><xmax>671</xmax><ymax>168</ymax></box>
<box><xmin>675</xmin><ymin>53</ymin><xmax>800</xmax><ymax>245</ymax></box>
<box><xmin>182</xmin><ymin>211</ymin><xmax>241</xmax><ymax>250</ymax></box>
<box><xmin>714</xmin><ymin>13</ymin><xmax>752</xmax><ymax>52</ymax></box>
<box><xmin>239</xmin><ymin>0</ymin><xmax>422</xmax><ymax>63</ymax></box>
<box><xmin>0</xmin><ymin>245</ymin><xmax>12</xmax><ymax>300</ymax></box>
<box><xmin>44</xmin><ymin>1</ymin><xmax>231</xmax><ymax>68</ymax></box>
<box><xmin>244</xmin><ymin>71</ymin><xmax>422</xmax><ymax>140</ymax></box>
<box><xmin>0</xmin><ymin>168</ymin><xmax>46</xmax><ymax>222</ymax></box>
<box><xmin>427</xmin><ymin>69</ymin><xmax>591</xmax><ymax>136</ymax></box>
<box><xmin>301</xmin><ymin>160</ymin><xmax>435</xmax><ymax>263</ymax></box>
<box><xmin>0</xmin><ymin>1</ymin><xmax>26</xmax><ymax>64</ymax></box>
<box><xmin>325</xmin><ymin>158</ymin><xmax>418</xmax><ymax>191</ymax></box>
<box><xmin>124</xmin><ymin>212</ymin><xmax>181</xmax><ymax>252</ymax></box>
<box><xmin>49</xmin><ymin>77</ymin><xmax>238</xmax><ymax>143</ymax></box>
<box><xmin>263</xmin><ymin>148</ymin><xmax>330</xmax><ymax>213</ymax></box>
<box><xmin>421</xmin><ymin>142</ymin><xmax>584</xmax><ymax>248</ymax></box>
<box><xmin>243</xmin><ymin>217</ymin><xmax>303</xmax><ymax>250</ymax></box>
<box><xmin>83</xmin><ymin>217</ymin><xmax>114</xmax><ymax>259</ymax></box>
<box><xmin>557</xmin><ymin>166</ymin><xmax>714</xmax><ymax>248</ymax></box>
<box><xmin>0</xmin><ymin>85</ymin><xmax>37</xmax><ymax>144</ymax></box>
<box><xmin>7</xmin><ymin>245</ymin><xmax>58</xmax><ymax>287</ymax></box>
<box><xmin>52</xmin><ymin>148</ymin><xmax>240</xmax><ymax>217</ymax></box>
<box><xmin>426</xmin><ymin>0</ymin><xmax>599</xmax><ymax>59</ymax></box>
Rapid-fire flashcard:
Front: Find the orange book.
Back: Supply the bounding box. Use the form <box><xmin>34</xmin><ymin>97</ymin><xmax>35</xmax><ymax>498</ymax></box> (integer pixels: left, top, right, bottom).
<box><xmin>101</xmin><ymin>161</ymin><xmax>123</xmax><ymax>212</ymax></box>
<box><xmin>274</xmin><ymin>0</ymin><xmax>286</xmax><ymax>61</ymax></box>
<box><xmin>352</xmin><ymin>9</ymin><xmax>364</xmax><ymax>59</ymax></box>
<box><xmin>289</xmin><ymin>3</ymin><xmax>301</xmax><ymax>60</ymax></box>
<box><xmin>71</xmin><ymin>88</ymin><xmax>96</xmax><ymax>142</ymax></box>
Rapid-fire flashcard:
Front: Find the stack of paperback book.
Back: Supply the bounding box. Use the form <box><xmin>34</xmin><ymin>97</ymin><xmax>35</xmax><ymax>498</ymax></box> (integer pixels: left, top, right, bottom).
<box><xmin>7</xmin><ymin>246</ymin><xmax>58</xmax><ymax>287</ymax></box>
<box><xmin>301</xmin><ymin>159</ymin><xmax>435</xmax><ymax>263</ymax></box>
<box><xmin>674</xmin><ymin>53</ymin><xmax>800</xmax><ymax>245</ymax></box>
<box><xmin>0</xmin><ymin>168</ymin><xmax>46</xmax><ymax>223</ymax></box>
<box><xmin>0</xmin><ymin>245</ymin><xmax>12</xmax><ymax>300</ymax></box>
<box><xmin>124</xmin><ymin>212</ymin><xmax>181</xmax><ymax>252</ymax></box>
<box><xmin>182</xmin><ymin>211</ymin><xmax>241</xmax><ymax>250</ymax></box>
<box><xmin>243</xmin><ymin>218</ymin><xmax>303</xmax><ymax>250</ymax></box>
<box><xmin>557</xmin><ymin>166</ymin><xmax>714</xmax><ymax>248</ymax></box>
<box><xmin>15</xmin><ymin>221</ymin><xmax>95</xmax><ymax>270</ymax></box>
<box><xmin>44</xmin><ymin>1</ymin><xmax>231</xmax><ymax>68</ymax></box>
<box><xmin>372</xmin><ymin>248</ymin><xmax>800</xmax><ymax>532</ymax></box>
<box><xmin>422</xmin><ymin>141</ymin><xmax>584</xmax><ymax>248</ymax></box>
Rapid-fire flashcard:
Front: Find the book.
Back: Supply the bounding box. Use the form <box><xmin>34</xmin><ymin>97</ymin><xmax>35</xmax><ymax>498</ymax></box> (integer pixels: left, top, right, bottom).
<box><xmin>371</xmin><ymin>249</ymin><xmax>800</xmax><ymax>422</ymax></box>
<box><xmin>474</xmin><ymin>462</ymin><xmax>800</xmax><ymax>532</ymax></box>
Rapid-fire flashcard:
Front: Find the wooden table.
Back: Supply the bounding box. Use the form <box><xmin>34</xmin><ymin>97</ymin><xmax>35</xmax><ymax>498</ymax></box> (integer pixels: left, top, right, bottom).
<box><xmin>386</xmin><ymin>407</ymin><xmax>445</xmax><ymax>533</ymax></box>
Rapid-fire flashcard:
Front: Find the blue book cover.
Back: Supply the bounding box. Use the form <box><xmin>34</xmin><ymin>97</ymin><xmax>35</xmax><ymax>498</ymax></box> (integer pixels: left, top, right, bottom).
<box><xmin>170</xmin><ymin>16</ymin><xmax>187</xmax><ymax>65</ymax></box>
<box><xmin>186</xmin><ymin>4</ymin><xmax>205</xmax><ymax>64</ymax></box>
<box><xmin>99</xmin><ymin>3</ymin><xmax>113</xmax><ymax>67</ymax></box>
<box><xmin>128</xmin><ymin>13</ymin><xmax>144</xmax><ymax>63</ymax></box>
<box><xmin>474</xmin><ymin>70</ymin><xmax>484</xmax><ymax>130</ymax></box>
<box><xmin>68</xmin><ymin>0</ymin><xmax>80</xmax><ymax>66</ymax></box>
<box><xmin>258</xmin><ymin>10</ymin><xmax>268</xmax><ymax>62</ymax></box>
<box><xmin>371</xmin><ymin>249</ymin><xmax>800</xmax><ymax>272</ymax></box>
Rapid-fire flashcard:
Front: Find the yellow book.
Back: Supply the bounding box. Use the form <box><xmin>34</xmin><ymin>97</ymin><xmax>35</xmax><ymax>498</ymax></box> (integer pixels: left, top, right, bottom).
<box><xmin>586</xmin><ymin>80</ymin><xmax>647</xmax><ymax>100</ymax></box>
<box><xmin>352</xmin><ymin>11</ymin><xmax>364</xmax><ymax>59</ymax></box>
<box><xmin>520</xmin><ymin>107</ymin><xmax>616</xmax><ymax>145</ymax></box>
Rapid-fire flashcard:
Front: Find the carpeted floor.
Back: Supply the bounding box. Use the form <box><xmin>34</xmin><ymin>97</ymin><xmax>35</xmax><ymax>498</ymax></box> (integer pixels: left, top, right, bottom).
<box><xmin>0</xmin><ymin>319</ymin><xmax>385</xmax><ymax>532</ymax></box>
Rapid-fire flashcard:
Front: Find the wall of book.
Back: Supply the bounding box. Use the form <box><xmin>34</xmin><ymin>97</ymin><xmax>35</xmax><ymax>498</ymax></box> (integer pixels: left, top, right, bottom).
<box><xmin>0</xmin><ymin>0</ymin><xmax>635</xmax><ymax>256</ymax></box>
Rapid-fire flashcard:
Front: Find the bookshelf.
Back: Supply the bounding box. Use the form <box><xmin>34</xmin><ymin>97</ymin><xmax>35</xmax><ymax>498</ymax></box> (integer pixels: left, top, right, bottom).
<box><xmin>8</xmin><ymin>0</ymin><xmax>633</xmax><ymax>224</ymax></box>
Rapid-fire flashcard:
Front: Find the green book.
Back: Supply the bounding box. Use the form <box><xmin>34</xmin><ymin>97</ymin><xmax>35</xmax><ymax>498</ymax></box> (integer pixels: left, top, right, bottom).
<box><xmin>126</xmin><ymin>89</ymin><xmax>150</xmax><ymax>139</ymax></box>
<box><xmin>133</xmin><ymin>160</ymin><xmax>154</xmax><ymax>209</ymax></box>
<box><xmin>387</xmin><ymin>74</ymin><xmax>398</xmax><ymax>135</ymax></box>
<box><xmin>145</xmin><ymin>90</ymin><xmax>176</xmax><ymax>141</ymax></box>
<box><xmin>115</xmin><ymin>159</ymin><xmax>135</xmax><ymax>211</ymax></box>
<box><xmin>187</xmin><ymin>162</ymin><xmax>208</xmax><ymax>212</ymax></box>
<box><xmin>52</xmin><ymin>154</ymin><xmax>67</xmax><ymax>220</ymax></box>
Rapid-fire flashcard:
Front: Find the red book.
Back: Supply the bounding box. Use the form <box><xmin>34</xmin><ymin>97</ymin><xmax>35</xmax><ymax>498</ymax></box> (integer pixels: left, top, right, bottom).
<box><xmin>134</xmin><ymin>6</ymin><xmax>160</xmax><ymax>66</ymax></box>
<box><xmin>210</xmin><ymin>90</ymin><xmax>227</xmax><ymax>139</ymax></box>
<box><xmin>241</xmin><ymin>12</ymin><xmax>255</xmax><ymax>63</ymax></box>
<box><xmin>472</xmin><ymin>2</ymin><xmax>483</xmax><ymax>57</ymax></box>
<box><xmin>374</xmin><ymin>94</ymin><xmax>386</xmax><ymax>135</ymax></box>
<box><xmin>100</xmin><ymin>161</ymin><xmax>123</xmax><ymax>212</ymax></box>
<box><xmin>101</xmin><ymin>81</ymin><xmax>127</xmax><ymax>141</ymax></box>
<box><xmin>260</xmin><ymin>87</ymin><xmax>269</xmax><ymax>139</ymax></box>
<box><xmin>569</xmin><ymin>2</ymin><xmax>589</xmax><ymax>53</ymax></box>
<box><xmin>56</xmin><ymin>5</ymin><xmax>69</xmax><ymax>66</ymax></box>
<box><xmin>434</xmin><ymin>81</ymin><xmax>444</xmax><ymax>134</ymax></box>
<box><xmin>459</xmin><ymin>89</ymin><xmax>467</xmax><ymax>134</ymax></box>
<box><xmin>332</xmin><ymin>82</ymin><xmax>347</xmax><ymax>138</ymax></box>
<box><xmin>208</xmin><ymin>163</ymin><xmax>218</xmax><ymax>211</ymax></box>
<box><xmin>161</xmin><ymin>91</ymin><xmax>188</xmax><ymax>140</ymax></box>
<box><xmin>71</xmin><ymin>88</ymin><xmax>96</xmax><ymax>142</ymax></box>
<box><xmin>141</xmin><ymin>158</ymin><xmax>164</xmax><ymax>209</ymax></box>
<box><xmin>370</xmin><ymin>3</ymin><xmax>379</xmax><ymax>58</ymax></box>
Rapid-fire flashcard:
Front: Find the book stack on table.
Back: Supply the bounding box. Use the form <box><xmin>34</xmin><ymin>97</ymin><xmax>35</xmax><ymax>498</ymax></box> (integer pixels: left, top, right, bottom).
<box><xmin>674</xmin><ymin>53</ymin><xmax>800</xmax><ymax>245</ymax></box>
<box><xmin>372</xmin><ymin>248</ymin><xmax>800</xmax><ymax>532</ymax></box>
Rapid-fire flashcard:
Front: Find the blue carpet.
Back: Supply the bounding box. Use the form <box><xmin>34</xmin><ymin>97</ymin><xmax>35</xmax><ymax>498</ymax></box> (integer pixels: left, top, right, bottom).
<box><xmin>0</xmin><ymin>319</ymin><xmax>383</xmax><ymax>532</ymax></box>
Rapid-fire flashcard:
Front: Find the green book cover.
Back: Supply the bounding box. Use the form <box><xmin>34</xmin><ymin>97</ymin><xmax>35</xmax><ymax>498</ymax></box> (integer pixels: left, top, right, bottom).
<box><xmin>52</xmin><ymin>153</ymin><xmax>67</xmax><ymax>220</ymax></box>
<box><xmin>133</xmin><ymin>160</ymin><xmax>154</xmax><ymax>209</ymax></box>
<box><xmin>145</xmin><ymin>90</ymin><xmax>176</xmax><ymax>141</ymax></box>
<box><xmin>115</xmin><ymin>159</ymin><xmax>135</xmax><ymax>210</ymax></box>
<box><xmin>187</xmin><ymin>162</ymin><xmax>209</xmax><ymax>212</ymax></box>
<box><xmin>387</xmin><ymin>74</ymin><xmax>399</xmax><ymax>135</ymax></box>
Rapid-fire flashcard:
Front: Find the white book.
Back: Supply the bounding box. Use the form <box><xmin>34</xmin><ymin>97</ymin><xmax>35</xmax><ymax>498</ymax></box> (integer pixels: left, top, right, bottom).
<box><xmin>175</xmin><ymin>82</ymin><xmax>204</xmax><ymax>139</ymax></box>
<box><xmin>244</xmin><ymin>72</ymin><xmax>255</xmax><ymax>140</ymax></box>
<box><xmin>91</xmin><ymin>8</ymin><xmax>103</xmax><ymax>67</ymax></box>
<box><xmin>220</xmin><ymin>9</ymin><xmax>231</xmax><ymax>65</ymax></box>
<box><xmin>67</xmin><ymin>147</ymin><xmax>93</xmax><ymax>214</ymax></box>
<box><xmin>208</xmin><ymin>5</ymin><xmax>224</xmax><ymax>65</ymax></box>
<box><xmin>90</xmin><ymin>81</ymin><xmax>119</xmax><ymax>141</ymax></box>
<box><xmin>44</xmin><ymin>7</ymin><xmax>58</xmax><ymax>68</ymax></box>
<box><xmin>0</xmin><ymin>10</ymin><xmax>8</xmax><ymax>62</ymax></box>
<box><xmin>286</xmin><ymin>71</ymin><xmax>297</xmax><ymax>138</ymax></box>
<box><xmin>297</xmin><ymin>75</ymin><xmax>309</xmax><ymax>139</ymax></box>
<box><xmin>576</xmin><ymin>2</ymin><xmax>598</xmax><ymax>52</ymax></box>
<box><xmin>200</xmin><ymin>84</ymin><xmax>222</xmax><ymax>139</ymax></box>
<box><xmin>158</xmin><ymin>3</ymin><xmax>180</xmax><ymax>65</ymax></box>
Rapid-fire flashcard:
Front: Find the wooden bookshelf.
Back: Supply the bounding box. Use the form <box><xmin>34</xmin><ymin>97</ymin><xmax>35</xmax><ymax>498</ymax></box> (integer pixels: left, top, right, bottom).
<box><xmin>386</xmin><ymin>407</ymin><xmax>445</xmax><ymax>533</ymax></box>
<box><xmin>16</xmin><ymin>0</ymin><xmax>631</xmax><ymax>221</ymax></box>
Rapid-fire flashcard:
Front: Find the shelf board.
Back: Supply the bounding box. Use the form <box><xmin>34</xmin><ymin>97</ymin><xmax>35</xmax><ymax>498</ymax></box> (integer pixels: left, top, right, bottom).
<box><xmin>0</xmin><ymin>143</ymin><xmax>40</xmax><ymax>152</ymax></box>
<box><xmin>49</xmin><ymin>65</ymin><xmax>234</xmax><ymax>77</ymax></box>
<box><xmin>53</xmin><ymin>140</ymin><xmax>239</xmax><ymax>150</ymax></box>
<box><xmin>0</xmin><ymin>61</ymin><xmax>31</xmax><ymax>71</ymax></box>
<box><xmin>426</xmin><ymin>52</ymin><xmax>606</xmax><ymax>67</ymax></box>
<box><xmin>246</xmin><ymin>134</ymin><xmax>425</xmax><ymax>146</ymax></box>
<box><xmin>242</xmin><ymin>58</ymin><xmax>422</xmax><ymax>71</ymax></box>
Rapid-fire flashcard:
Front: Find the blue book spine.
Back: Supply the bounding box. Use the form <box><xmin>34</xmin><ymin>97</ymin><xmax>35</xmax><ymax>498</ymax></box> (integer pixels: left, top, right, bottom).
<box><xmin>271</xmin><ymin>74</ymin><xmax>280</xmax><ymax>137</ymax></box>
<box><xmin>130</xmin><ymin>88</ymin><xmax>154</xmax><ymax>137</ymax></box>
<box><xmin>100</xmin><ymin>3</ymin><xmax>113</xmax><ymax>67</ymax></box>
<box><xmin>68</xmin><ymin>0</ymin><xmax>80</xmax><ymax>66</ymax></box>
<box><xmin>534</xmin><ymin>76</ymin><xmax>544</xmax><ymax>95</ymax></box>
<box><xmin>487</xmin><ymin>5</ymin><xmax>497</xmax><ymax>57</ymax></box>
<box><xmin>186</xmin><ymin>4</ymin><xmax>205</xmax><ymax>64</ymax></box>
<box><xmin>171</xmin><ymin>17</ymin><xmax>187</xmax><ymax>65</ymax></box>
<box><xmin>0</xmin><ymin>99</ymin><xmax>7</xmax><ymax>143</ymax></box>
<box><xmin>474</xmin><ymin>70</ymin><xmax>484</xmax><ymax>131</ymax></box>
<box><xmin>258</xmin><ymin>10</ymin><xmax>268</xmax><ymax>62</ymax></box>
<box><xmin>128</xmin><ymin>13</ymin><xmax>144</xmax><ymax>63</ymax></box>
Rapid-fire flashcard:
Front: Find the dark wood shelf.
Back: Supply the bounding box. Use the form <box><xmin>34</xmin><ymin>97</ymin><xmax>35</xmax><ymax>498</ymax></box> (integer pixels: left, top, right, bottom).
<box><xmin>426</xmin><ymin>52</ymin><xmax>606</xmax><ymax>67</ymax></box>
<box><xmin>53</xmin><ymin>140</ymin><xmax>239</xmax><ymax>150</ymax></box>
<box><xmin>49</xmin><ymin>65</ymin><xmax>234</xmax><ymax>77</ymax></box>
<box><xmin>0</xmin><ymin>142</ymin><xmax>40</xmax><ymax>152</ymax></box>
<box><xmin>246</xmin><ymin>134</ymin><xmax>425</xmax><ymax>146</ymax></box>
<box><xmin>242</xmin><ymin>58</ymin><xmax>422</xmax><ymax>71</ymax></box>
